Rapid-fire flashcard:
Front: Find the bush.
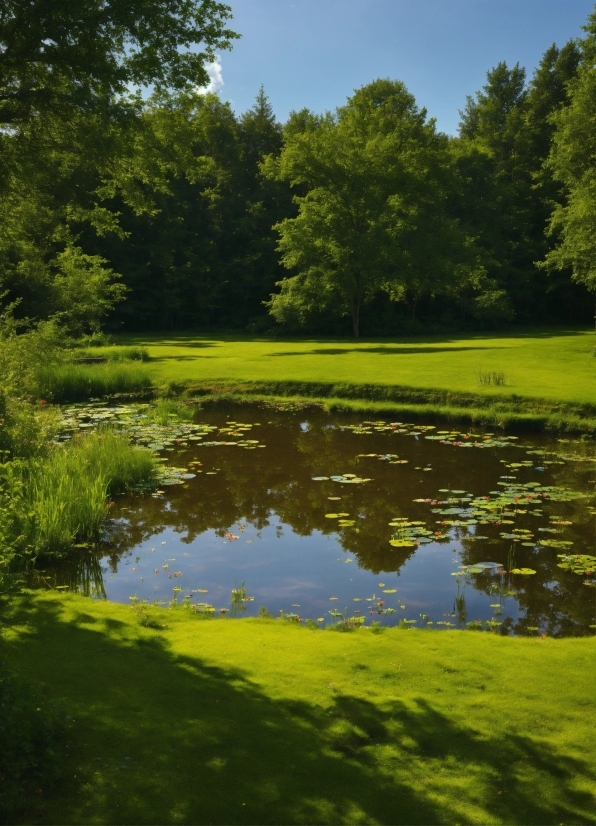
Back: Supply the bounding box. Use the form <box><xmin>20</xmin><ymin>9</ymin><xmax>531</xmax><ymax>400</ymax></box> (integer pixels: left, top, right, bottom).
<box><xmin>0</xmin><ymin>396</ymin><xmax>60</xmax><ymax>460</ymax></box>
<box><xmin>0</xmin><ymin>663</ymin><xmax>68</xmax><ymax>820</ymax></box>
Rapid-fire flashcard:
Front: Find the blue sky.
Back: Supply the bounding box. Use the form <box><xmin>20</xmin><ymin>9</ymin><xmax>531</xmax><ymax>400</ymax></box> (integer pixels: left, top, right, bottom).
<box><xmin>206</xmin><ymin>0</ymin><xmax>595</xmax><ymax>134</ymax></box>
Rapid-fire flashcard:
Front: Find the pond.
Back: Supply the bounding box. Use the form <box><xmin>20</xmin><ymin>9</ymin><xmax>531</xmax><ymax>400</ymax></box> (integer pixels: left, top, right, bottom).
<box><xmin>38</xmin><ymin>402</ymin><xmax>596</xmax><ymax>636</ymax></box>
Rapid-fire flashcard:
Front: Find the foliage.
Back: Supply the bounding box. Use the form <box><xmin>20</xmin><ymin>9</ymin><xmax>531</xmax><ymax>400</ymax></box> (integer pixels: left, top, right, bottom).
<box><xmin>0</xmin><ymin>316</ymin><xmax>68</xmax><ymax>400</ymax></box>
<box><xmin>97</xmin><ymin>89</ymin><xmax>291</xmax><ymax>330</ymax></box>
<box><xmin>0</xmin><ymin>0</ymin><xmax>239</xmax><ymax>126</ymax></box>
<box><xmin>454</xmin><ymin>43</ymin><xmax>585</xmax><ymax>324</ymax></box>
<box><xmin>0</xmin><ymin>662</ymin><xmax>68</xmax><ymax>821</ymax></box>
<box><xmin>544</xmin><ymin>13</ymin><xmax>596</xmax><ymax>302</ymax></box>
<box><xmin>265</xmin><ymin>80</ymin><xmax>482</xmax><ymax>336</ymax></box>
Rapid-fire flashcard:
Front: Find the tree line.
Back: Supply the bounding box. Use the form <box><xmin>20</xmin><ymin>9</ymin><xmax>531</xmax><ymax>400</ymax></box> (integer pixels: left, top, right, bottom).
<box><xmin>1</xmin><ymin>1</ymin><xmax>595</xmax><ymax>338</ymax></box>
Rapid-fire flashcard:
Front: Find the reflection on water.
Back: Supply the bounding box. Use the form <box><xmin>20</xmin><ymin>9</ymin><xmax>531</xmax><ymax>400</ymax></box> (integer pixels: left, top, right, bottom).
<box><xmin>36</xmin><ymin>404</ymin><xmax>596</xmax><ymax>636</ymax></box>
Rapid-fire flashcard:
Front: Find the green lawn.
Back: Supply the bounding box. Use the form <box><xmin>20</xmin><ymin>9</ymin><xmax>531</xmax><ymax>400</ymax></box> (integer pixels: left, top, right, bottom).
<box><xmin>4</xmin><ymin>592</ymin><xmax>596</xmax><ymax>825</ymax></box>
<box><xmin>121</xmin><ymin>328</ymin><xmax>596</xmax><ymax>406</ymax></box>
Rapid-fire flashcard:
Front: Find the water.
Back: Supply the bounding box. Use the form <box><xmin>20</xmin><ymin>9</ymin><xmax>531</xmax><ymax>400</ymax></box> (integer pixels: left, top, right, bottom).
<box><xmin>38</xmin><ymin>403</ymin><xmax>596</xmax><ymax>636</ymax></box>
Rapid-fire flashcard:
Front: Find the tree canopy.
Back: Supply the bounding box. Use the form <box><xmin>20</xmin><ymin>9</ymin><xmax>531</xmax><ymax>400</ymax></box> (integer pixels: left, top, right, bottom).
<box><xmin>265</xmin><ymin>80</ymin><xmax>482</xmax><ymax>336</ymax></box>
<box><xmin>0</xmin><ymin>2</ymin><xmax>595</xmax><ymax>338</ymax></box>
<box><xmin>0</xmin><ymin>0</ymin><xmax>238</xmax><ymax>124</ymax></box>
<box><xmin>544</xmin><ymin>10</ymin><xmax>596</xmax><ymax>311</ymax></box>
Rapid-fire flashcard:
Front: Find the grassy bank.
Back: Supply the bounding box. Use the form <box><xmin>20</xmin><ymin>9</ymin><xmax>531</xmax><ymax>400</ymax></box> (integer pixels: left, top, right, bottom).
<box><xmin>117</xmin><ymin>328</ymin><xmax>596</xmax><ymax>430</ymax></box>
<box><xmin>123</xmin><ymin>328</ymin><xmax>596</xmax><ymax>403</ymax></box>
<box><xmin>2</xmin><ymin>591</ymin><xmax>595</xmax><ymax>825</ymax></box>
<box><xmin>186</xmin><ymin>387</ymin><xmax>596</xmax><ymax>432</ymax></box>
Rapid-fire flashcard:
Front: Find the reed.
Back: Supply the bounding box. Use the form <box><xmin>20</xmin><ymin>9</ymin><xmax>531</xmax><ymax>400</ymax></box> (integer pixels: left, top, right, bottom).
<box><xmin>476</xmin><ymin>369</ymin><xmax>507</xmax><ymax>386</ymax></box>
<box><xmin>18</xmin><ymin>431</ymin><xmax>159</xmax><ymax>555</ymax></box>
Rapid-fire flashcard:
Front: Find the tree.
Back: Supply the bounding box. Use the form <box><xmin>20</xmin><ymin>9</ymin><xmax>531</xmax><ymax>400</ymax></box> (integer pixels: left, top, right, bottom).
<box><xmin>544</xmin><ymin>12</ymin><xmax>596</xmax><ymax>320</ymax></box>
<box><xmin>454</xmin><ymin>47</ymin><xmax>584</xmax><ymax>324</ymax></box>
<box><xmin>265</xmin><ymin>79</ymin><xmax>480</xmax><ymax>337</ymax></box>
<box><xmin>0</xmin><ymin>0</ymin><xmax>239</xmax><ymax>334</ymax></box>
<box><xmin>94</xmin><ymin>88</ymin><xmax>291</xmax><ymax>331</ymax></box>
<box><xmin>0</xmin><ymin>0</ymin><xmax>238</xmax><ymax>125</ymax></box>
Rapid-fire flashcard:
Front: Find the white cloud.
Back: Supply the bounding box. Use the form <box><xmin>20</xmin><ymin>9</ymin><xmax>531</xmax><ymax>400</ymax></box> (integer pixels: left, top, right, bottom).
<box><xmin>196</xmin><ymin>56</ymin><xmax>224</xmax><ymax>95</ymax></box>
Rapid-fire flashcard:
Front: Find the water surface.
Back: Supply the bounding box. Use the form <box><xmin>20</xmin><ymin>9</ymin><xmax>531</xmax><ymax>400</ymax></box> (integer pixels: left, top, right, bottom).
<box><xmin>40</xmin><ymin>403</ymin><xmax>596</xmax><ymax>636</ymax></box>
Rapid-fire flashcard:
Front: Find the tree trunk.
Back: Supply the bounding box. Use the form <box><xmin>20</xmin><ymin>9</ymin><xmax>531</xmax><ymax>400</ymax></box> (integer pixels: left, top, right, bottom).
<box><xmin>352</xmin><ymin>300</ymin><xmax>360</xmax><ymax>337</ymax></box>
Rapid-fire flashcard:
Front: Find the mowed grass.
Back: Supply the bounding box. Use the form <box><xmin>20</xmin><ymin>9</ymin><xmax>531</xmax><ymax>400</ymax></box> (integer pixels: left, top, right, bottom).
<box><xmin>4</xmin><ymin>591</ymin><xmax>596</xmax><ymax>825</ymax></box>
<box><xmin>121</xmin><ymin>328</ymin><xmax>596</xmax><ymax>406</ymax></box>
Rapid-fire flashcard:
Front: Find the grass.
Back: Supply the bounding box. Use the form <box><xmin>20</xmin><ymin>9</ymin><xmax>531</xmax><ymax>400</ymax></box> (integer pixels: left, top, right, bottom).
<box><xmin>120</xmin><ymin>328</ymin><xmax>596</xmax><ymax>407</ymax></box>
<box><xmin>2</xmin><ymin>590</ymin><xmax>595</xmax><ymax>825</ymax></box>
<box><xmin>5</xmin><ymin>431</ymin><xmax>159</xmax><ymax>557</ymax></box>
<box><xmin>34</xmin><ymin>363</ymin><xmax>153</xmax><ymax>403</ymax></box>
<box><xmin>73</xmin><ymin>346</ymin><xmax>150</xmax><ymax>363</ymax></box>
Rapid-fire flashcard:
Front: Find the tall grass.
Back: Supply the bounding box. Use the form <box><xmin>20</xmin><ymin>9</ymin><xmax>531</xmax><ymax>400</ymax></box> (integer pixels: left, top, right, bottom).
<box><xmin>9</xmin><ymin>431</ymin><xmax>159</xmax><ymax>556</ymax></box>
<box><xmin>146</xmin><ymin>397</ymin><xmax>196</xmax><ymax>424</ymax></box>
<box><xmin>476</xmin><ymin>369</ymin><xmax>507</xmax><ymax>386</ymax></box>
<box><xmin>34</xmin><ymin>362</ymin><xmax>153</xmax><ymax>402</ymax></box>
<box><xmin>74</xmin><ymin>345</ymin><xmax>150</xmax><ymax>362</ymax></box>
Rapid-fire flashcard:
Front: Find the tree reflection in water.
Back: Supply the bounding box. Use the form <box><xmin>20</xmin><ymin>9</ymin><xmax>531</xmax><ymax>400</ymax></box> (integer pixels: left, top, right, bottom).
<box><xmin>37</xmin><ymin>405</ymin><xmax>596</xmax><ymax>636</ymax></box>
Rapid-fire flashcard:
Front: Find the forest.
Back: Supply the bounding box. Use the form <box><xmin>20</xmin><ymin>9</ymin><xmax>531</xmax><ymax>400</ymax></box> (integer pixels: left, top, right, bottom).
<box><xmin>1</xmin><ymin>1</ymin><xmax>596</xmax><ymax>339</ymax></box>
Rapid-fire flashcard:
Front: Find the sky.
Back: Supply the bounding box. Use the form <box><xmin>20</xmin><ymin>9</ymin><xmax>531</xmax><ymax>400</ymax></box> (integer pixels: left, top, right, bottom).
<box><xmin>202</xmin><ymin>0</ymin><xmax>595</xmax><ymax>134</ymax></box>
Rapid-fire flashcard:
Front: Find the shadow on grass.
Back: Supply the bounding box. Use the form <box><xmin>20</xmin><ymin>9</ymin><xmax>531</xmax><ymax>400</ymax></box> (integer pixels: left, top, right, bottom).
<box><xmin>267</xmin><ymin>346</ymin><xmax>506</xmax><ymax>357</ymax></box>
<box><xmin>5</xmin><ymin>598</ymin><xmax>595</xmax><ymax>826</ymax></box>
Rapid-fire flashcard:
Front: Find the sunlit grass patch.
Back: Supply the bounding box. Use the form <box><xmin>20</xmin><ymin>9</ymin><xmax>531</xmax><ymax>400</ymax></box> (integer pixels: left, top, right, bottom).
<box><xmin>120</xmin><ymin>328</ymin><xmax>596</xmax><ymax>409</ymax></box>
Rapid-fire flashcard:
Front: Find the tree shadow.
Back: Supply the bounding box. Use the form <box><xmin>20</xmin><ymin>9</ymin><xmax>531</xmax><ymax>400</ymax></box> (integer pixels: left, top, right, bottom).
<box><xmin>151</xmin><ymin>354</ymin><xmax>217</xmax><ymax>361</ymax></box>
<box><xmin>5</xmin><ymin>598</ymin><xmax>595</xmax><ymax>825</ymax></box>
<box><xmin>267</xmin><ymin>346</ymin><xmax>505</xmax><ymax>357</ymax></box>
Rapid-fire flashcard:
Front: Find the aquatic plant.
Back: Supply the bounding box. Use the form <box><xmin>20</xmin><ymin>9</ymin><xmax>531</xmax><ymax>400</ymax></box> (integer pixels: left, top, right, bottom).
<box><xmin>9</xmin><ymin>431</ymin><xmax>159</xmax><ymax>556</ymax></box>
